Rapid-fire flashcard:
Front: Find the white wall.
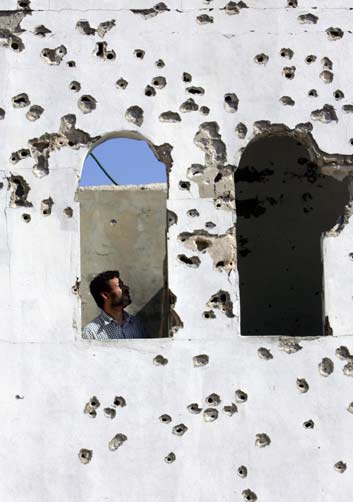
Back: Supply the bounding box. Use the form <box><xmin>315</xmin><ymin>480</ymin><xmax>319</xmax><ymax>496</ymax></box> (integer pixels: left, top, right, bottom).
<box><xmin>1</xmin><ymin>1</ymin><xmax>353</xmax><ymax>501</ymax></box>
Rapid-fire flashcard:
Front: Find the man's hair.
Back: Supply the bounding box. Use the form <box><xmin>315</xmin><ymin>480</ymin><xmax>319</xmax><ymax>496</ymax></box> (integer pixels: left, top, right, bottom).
<box><xmin>89</xmin><ymin>270</ymin><xmax>120</xmax><ymax>309</ymax></box>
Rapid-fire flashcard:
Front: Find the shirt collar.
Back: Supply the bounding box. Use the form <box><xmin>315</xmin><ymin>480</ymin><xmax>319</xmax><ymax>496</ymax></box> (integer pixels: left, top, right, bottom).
<box><xmin>100</xmin><ymin>310</ymin><xmax>131</xmax><ymax>325</ymax></box>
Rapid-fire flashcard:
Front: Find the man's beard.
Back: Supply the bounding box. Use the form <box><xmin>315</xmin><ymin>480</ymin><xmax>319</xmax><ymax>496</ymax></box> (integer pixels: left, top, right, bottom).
<box><xmin>110</xmin><ymin>291</ymin><xmax>131</xmax><ymax>307</ymax></box>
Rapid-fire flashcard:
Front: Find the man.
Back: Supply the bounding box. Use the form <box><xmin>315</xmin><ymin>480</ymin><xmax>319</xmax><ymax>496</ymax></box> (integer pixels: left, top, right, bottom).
<box><xmin>82</xmin><ymin>270</ymin><xmax>147</xmax><ymax>340</ymax></box>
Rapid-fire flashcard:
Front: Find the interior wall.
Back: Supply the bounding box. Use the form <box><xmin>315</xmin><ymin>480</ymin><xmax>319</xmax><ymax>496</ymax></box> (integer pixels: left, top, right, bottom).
<box><xmin>235</xmin><ymin>135</ymin><xmax>349</xmax><ymax>336</ymax></box>
<box><xmin>78</xmin><ymin>183</ymin><xmax>167</xmax><ymax>337</ymax></box>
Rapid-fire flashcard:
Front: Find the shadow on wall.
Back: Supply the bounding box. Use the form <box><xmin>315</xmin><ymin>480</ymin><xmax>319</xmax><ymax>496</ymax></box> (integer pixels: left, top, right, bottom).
<box><xmin>235</xmin><ymin>134</ymin><xmax>349</xmax><ymax>337</ymax></box>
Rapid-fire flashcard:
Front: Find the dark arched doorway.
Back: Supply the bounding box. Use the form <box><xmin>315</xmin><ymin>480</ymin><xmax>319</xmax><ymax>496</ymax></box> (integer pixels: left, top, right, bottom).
<box><xmin>235</xmin><ymin>134</ymin><xmax>349</xmax><ymax>336</ymax></box>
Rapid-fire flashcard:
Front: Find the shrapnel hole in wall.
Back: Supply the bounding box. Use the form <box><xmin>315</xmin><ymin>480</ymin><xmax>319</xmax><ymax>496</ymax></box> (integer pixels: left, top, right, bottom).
<box><xmin>78</xmin><ymin>136</ymin><xmax>169</xmax><ymax>338</ymax></box>
<box><xmin>235</xmin><ymin>134</ymin><xmax>349</xmax><ymax>336</ymax></box>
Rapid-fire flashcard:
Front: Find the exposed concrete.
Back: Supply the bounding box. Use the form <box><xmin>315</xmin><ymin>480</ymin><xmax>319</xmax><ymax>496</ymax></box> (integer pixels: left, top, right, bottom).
<box><xmin>77</xmin><ymin>183</ymin><xmax>167</xmax><ymax>337</ymax></box>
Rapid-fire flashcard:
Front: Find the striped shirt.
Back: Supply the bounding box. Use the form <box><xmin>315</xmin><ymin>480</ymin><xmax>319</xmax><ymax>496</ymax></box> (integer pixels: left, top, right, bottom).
<box><xmin>82</xmin><ymin>310</ymin><xmax>147</xmax><ymax>340</ymax></box>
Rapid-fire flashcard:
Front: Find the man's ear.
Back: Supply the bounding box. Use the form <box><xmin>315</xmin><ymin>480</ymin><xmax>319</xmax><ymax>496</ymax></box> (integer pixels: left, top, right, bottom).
<box><xmin>101</xmin><ymin>291</ymin><xmax>110</xmax><ymax>302</ymax></box>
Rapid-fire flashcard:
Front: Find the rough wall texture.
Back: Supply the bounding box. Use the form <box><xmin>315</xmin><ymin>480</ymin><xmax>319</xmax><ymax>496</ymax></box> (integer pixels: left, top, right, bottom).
<box><xmin>1</xmin><ymin>1</ymin><xmax>353</xmax><ymax>501</ymax></box>
<box><xmin>78</xmin><ymin>183</ymin><xmax>167</xmax><ymax>336</ymax></box>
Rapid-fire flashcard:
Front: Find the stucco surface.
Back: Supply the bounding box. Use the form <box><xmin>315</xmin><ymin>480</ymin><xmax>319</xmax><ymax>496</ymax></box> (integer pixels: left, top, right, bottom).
<box><xmin>1</xmin><ymin>1</ymin><xmax>353</xmax><ymax>501</ymax></box>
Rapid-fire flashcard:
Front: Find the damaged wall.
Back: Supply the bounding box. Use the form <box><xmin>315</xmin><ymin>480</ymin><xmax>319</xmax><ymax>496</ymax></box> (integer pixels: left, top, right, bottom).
<box><xmin>1</xmin><ymin>1</ymin><xmax>353</xmax><ymax>501</ymax></box>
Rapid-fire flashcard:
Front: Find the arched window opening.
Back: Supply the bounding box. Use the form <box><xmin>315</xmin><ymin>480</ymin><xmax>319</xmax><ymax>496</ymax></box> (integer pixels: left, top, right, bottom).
<box><xmin>235</xmin><ymin>134</ymin><xmax>349</xmax><ymax>336</ymax></box>
<box><xmin>77</xmin><ymin>137</ymin><xmax>168</xmax><ymax>339</ymax></box>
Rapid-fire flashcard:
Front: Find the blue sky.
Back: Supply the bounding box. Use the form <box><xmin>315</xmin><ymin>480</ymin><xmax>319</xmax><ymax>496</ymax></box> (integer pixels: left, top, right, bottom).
<box><xmin>79</xmin><ymin>138</ymin><xmax>167</xmax><ymax>186</ymax></box>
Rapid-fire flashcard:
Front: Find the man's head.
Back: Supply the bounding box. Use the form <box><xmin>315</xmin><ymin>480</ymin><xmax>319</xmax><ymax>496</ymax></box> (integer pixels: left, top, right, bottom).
<box><xmin>89</xmin><ymin>270</ymin><xmax>131</xmax><ymax>311</ymax></box>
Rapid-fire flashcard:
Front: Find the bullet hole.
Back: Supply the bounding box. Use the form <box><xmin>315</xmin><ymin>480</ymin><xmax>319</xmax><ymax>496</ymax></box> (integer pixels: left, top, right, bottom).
<box><xmin>326</xmin><ymin>27</ymin><xmax>344</xmax><ymax>41</ymax></box>
<box><xmin>10</xmin><ymin>149</ymin><xmax>30</xmax><ymax>164</ymax></box>
<box><xmin>278</xmin><ymin>339</ymin><xmax>302</xmax><ymax>353</ymax></box>
<box><xmin>242</xmin><ymin>489</ymin><xmax>257</xmax><ymax>502</ymax></box>
<box><xmin>134</xmin><ymin>49</ymin><xmax>145</xmax><ymax>59</ymax></box>
<box><xmin>108</xmin><ymin>433</ymin><xmax>127</xmax><ymax>451</ymax></box>
<box><xmin>151</xmin><ymin>76</ymin><xmax>167</xmax><ymax>89</ymax></box>
<box><xmin>34</xmin><ymin>25</ymin><xmax>52</xmax><ymax>37</ymax></box>
<box><xmin>319</xmin><ymin>357</ymin><xmax>334</xmax><ymax>377</ymax></box>
<box><xmin>197</xmin><ymin>14</ymin><xmax>214</xmax><ymax>24</ymax></box>
<box><xmin>334</xmin><ymin>89</ymin><xmax>344</xmax><ymax>100</ymax></box>
<box><xmin>84</xmin><ymin>396</ymin><xmax>100</xmax><ymax>418</ymax></box>
<box><xmin>104</xmin><ymin>407</ymin><xmax>116</xmax><ymax>419</ymax></box>
<box><xmin>187</xmin><ymin>403</ymin><xmax>202</xmax><ymax>414</ymax></box>
<box><xmin>255</xmin><ymin>433</ymin><xmax>271</xmax><ymax>448</ymax></box>
<box><xmin>186</xmin><ymin>86</ymin><xmax>205</xmax><ymax>96</ymax></box>
<box><xmin>159</xmin><ymin>414</ymin><xmax>172</xmax><ymax>423</ymax></box>
<box><xmin>224</xmin><ymin>93</ymin><xmax>239</xmax><ymax>112</ymax></box>
<box><xmin>167</xmin><ymin>210</ymin><xmax>177</xmax><ymax>227</ymax></box>
<box><xmin>178</xmin><ymin>254</ymin><xmax>201</xmax><ymax>267</ymax></box>
<box><xmin>235</xmin><ymin>389</ymin><xmax>248</xmax><ymax>403</ymax></box>
<box><xmin>343</xmin><ymin>104</ymin><xmax>353</xmax><ymax>113</ymax></box>
<box><xmin>67</xmin><ymin>60</ymin><xmax>76</xmax><ymax>68</ymax></box>
<box><xmin>320</xmin><ymin>70</ymin><xmax>334</xmax><ymax>83</ymax></box>
<box><xmin>182</xmin><ymin>72</ymin><xmax>192</xmax><ymax>83</ymax></box>
<box><xmin>131</xmin><ymin>3</ymin><xmax>170</xmax><ymax>19</ymax></box>
<box><xmin>203</xmin><ymin>310</ymin><xmax>216</xmax><ymax>319</ymax></box>
<box><xmin>321</xmin><ymin>57</ymin><xmax>333</xmax><ymax>70</ymax></box>
<box><xmin>40</xmin><ymin>197</ymin><xmax>54</xmax><ymax>216</ymax></box>
<box><xmin>69</xmin><ymin>81</ymin><xmax>81</xmax><ymax>93</ymax></box>
<box><xmin>159</xmin><ymin>111</ymin><xmax>181</xmax><ymax>123</ymax></box>
<box><xmin>178</xmin><ymin>181</ymin><xmax>190</xmax><ymax>192</ymax></box>
<box><xmin>26</xmin><ymin>105</ymin><xmax>44</xmax><ymax>121</ymax></box>
<box><xmin>125</xmin><ymin>105</ymin><xmax>144</xmax><ymax>127</ymax></box>
<box><xmin>116</xmin><ymin>78</ymin><xmax>128</xmax><ymax>90</ymax></box>
<box><xmin>287</xmin><ymin>0</ymin><xmax>297</xmax><ymax>6</ymax></box>
<box><xmin>76</xmin><ymin>20</ymin><xmax>95</xmax><ymax>35</ymax></box>
<box><xmin>200</xmin><ymin>106</ymin><xmax>210</xmax><ymax>115</ymax></box>
<box><xmin>155</xmin><ymin>59</ymin><xmax>165</xmax><ymax>68</ymax></box>
<box><xmin>164</xmin><ymin>452</ymin><xmax>176</xmax><ymax>464</ymax></box>
<box><xmin>96</xmin><ymin>19</ymin><xmax>116</xmax><ymax>38</ymax></box>
<box><xmin>94</xmin><ymin>41</ymin><xmax>116</xmax><ymax>60</ymax></box>
<box><xmin>223</xmin><ymin>403</ymin><xmax>238</xmax><ymax>416</ymax></box>
<box><xmin>172</xmin><ymin>423</ymin><xmax>188</xmax><ymax>436</ymax></box>
<box><xmin>334</xmin><ymin>461</ymin><xmax>347</xmax><ymax>473</ymax></box>
<box><xmin>110</xmin><ymin>218</ymin><xmax>118</xmax><ymax>226</ymax></box>
<box><xmin>78</xmin><ymin>449</ymin><xmax>93</xmax><ymax>465</ymax></box>
<box><xmin>258</xmin><ymin>347</ymin><xmax>273</xmax><ymax>360</ymax></box>
<box><xmin>18</xmin><ymin>0</ymin><xmax>31</xmax><ymax>8</ymax></box>
<box><xmin>296</xmin><ymin>378</ymin><xmax>309</xmax><ymax>393</ymax></box>
<box><xmin>303</xmin><ymin>419</ymin><xmax>314</xmax><ymax>429</ymax></box>
<box><xmin>254</xmin><ymin>53</ymin><xmax>269</xmax><ymax>65</ymax></box>
<box><xmin>343</xmin><ymin>362</ymin><xmax>353</xmax><ymax>377</ymax></box>
<box><xmin>144</xmin><ymin>85</ymin><xmax>156</xmax><ymax>97</ymax></box>
<box><xmin>235</xmin><ymin>122</ymin><xmax>247</xmax><ymax>138</ymax></box>
<box><xmin>347</xmin><ymin>403</ymin><xmax>353</xmax><ymax>414</ymax></box>
<box><xmin>205</xmin><ymin>221</ymin><xmax>216</xmax><ymax>229</ymax></box>
<box><xmin>113</xmin><ymin>396</ymin><xmax>126</xmax><ymax>407</ymax></box>
<box><xmin>298</xmin><ymin>13</ymin><xmax>318</xmax><ymax>24</ymax></box>
<box><xmin>207</xmin><ymin>290</ymin><xmax>234</xmax><ymax>318</ymax></box>
<box><xmin>305</xmin><ymin>55</ymin><xmax>316</xmax><ymax>64</ymax></box>
<box><xmin>12</xmin><ymin>93</ymin><xmax>30</xmax><ymax>108</ymax></box>
<box><xmin>180</xmin><ymin>98</ymin><xmax>199</xmax><ymax>113</ymax></box>
<box><xmin>223</xmin><ymin>1</ymin><xmax>249</xmax><ymax>14</ymax></box>
<box><xmin>78</xmin><ymin>95</ymin><xmax>97</xmax><ymax>114</ymax></box>
<box><xmin>335</xmin><ymin>345</ymin><xmax>351</xmax><ymax>360</ymax></box>
<box><xmin>311</xmin><ymin>104</ymin><xmax>338</xmax><ymax>123</ymax></box>
<box><xmin>237</xmin><ymin>465</ymin><xmax>247</xmax><ymax>478</ymax></box>
<box><xmin>308</xmin><ymin>89</ymin><xmax>318</xmax><ymax>98</ymax></box>
<box><xmin>153</xmin><ymin>354</ymin><xmax>168</xmax><ymax>366</ymax></box>
<box><xmin>280</xmin><ymin>96</ymin><xmax>295</xmax><ymax>106</ymax></box>
<box><xmin>282</xmin><ymin>66</ymin><xmax>296</xmax><ymax>79</ymax></box>
<box><xmin>280</xmin><ymin>48</ymin><xmax>294</xmax><ymax>59</ymax></box>
<box><xmin>206</xmin><ymin>393</ymin><xmax>221</xmax><ymax>406</ymax></box>
<box><xmin>193</xmin><ymin>354</ymin><xmax>209</xmax><ymax>367</ymax></box>
<box><xmin>22</xmin><ymin>213</ymin><xmax>31</xmax><ymax>223</ymax></box>
<box><xmin>71</xmin><ymin>278</ymin><xmax>80</xmax><ymax>295</ymax></box>
<box><xmin>15</xmin><ymin>394</ymin><xmax>24</xmax><ymax>399</ymax></box>
<box><xmin>8</xmin><ymin>175</ymin><xmax>32</xmax><ymax>208</ymax></box>
<box><xmin>203</xmin><ymin>408</ymin><xmax>218</xmax><ymax>422</ymax></box>
<box><xmin>0</xmin><ymin>108</ymin><xmax>5</xmax><ymax>120</ymax></box>
<box><xmin>41</xmin><ymin>45</ymin><xmax>67</xmax><ymax>65</ymax></box>
<box><xmin>187</xmin><ymin>209</ymin><xmax>199</xmax><ymax>217</ymax></box>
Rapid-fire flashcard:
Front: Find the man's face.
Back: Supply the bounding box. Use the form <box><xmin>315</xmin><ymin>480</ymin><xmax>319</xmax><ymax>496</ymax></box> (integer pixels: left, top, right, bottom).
<box><xmin>105</xmin><ymin>277</ymin><xmax>131</xmax><ymax>308</ymax></box>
